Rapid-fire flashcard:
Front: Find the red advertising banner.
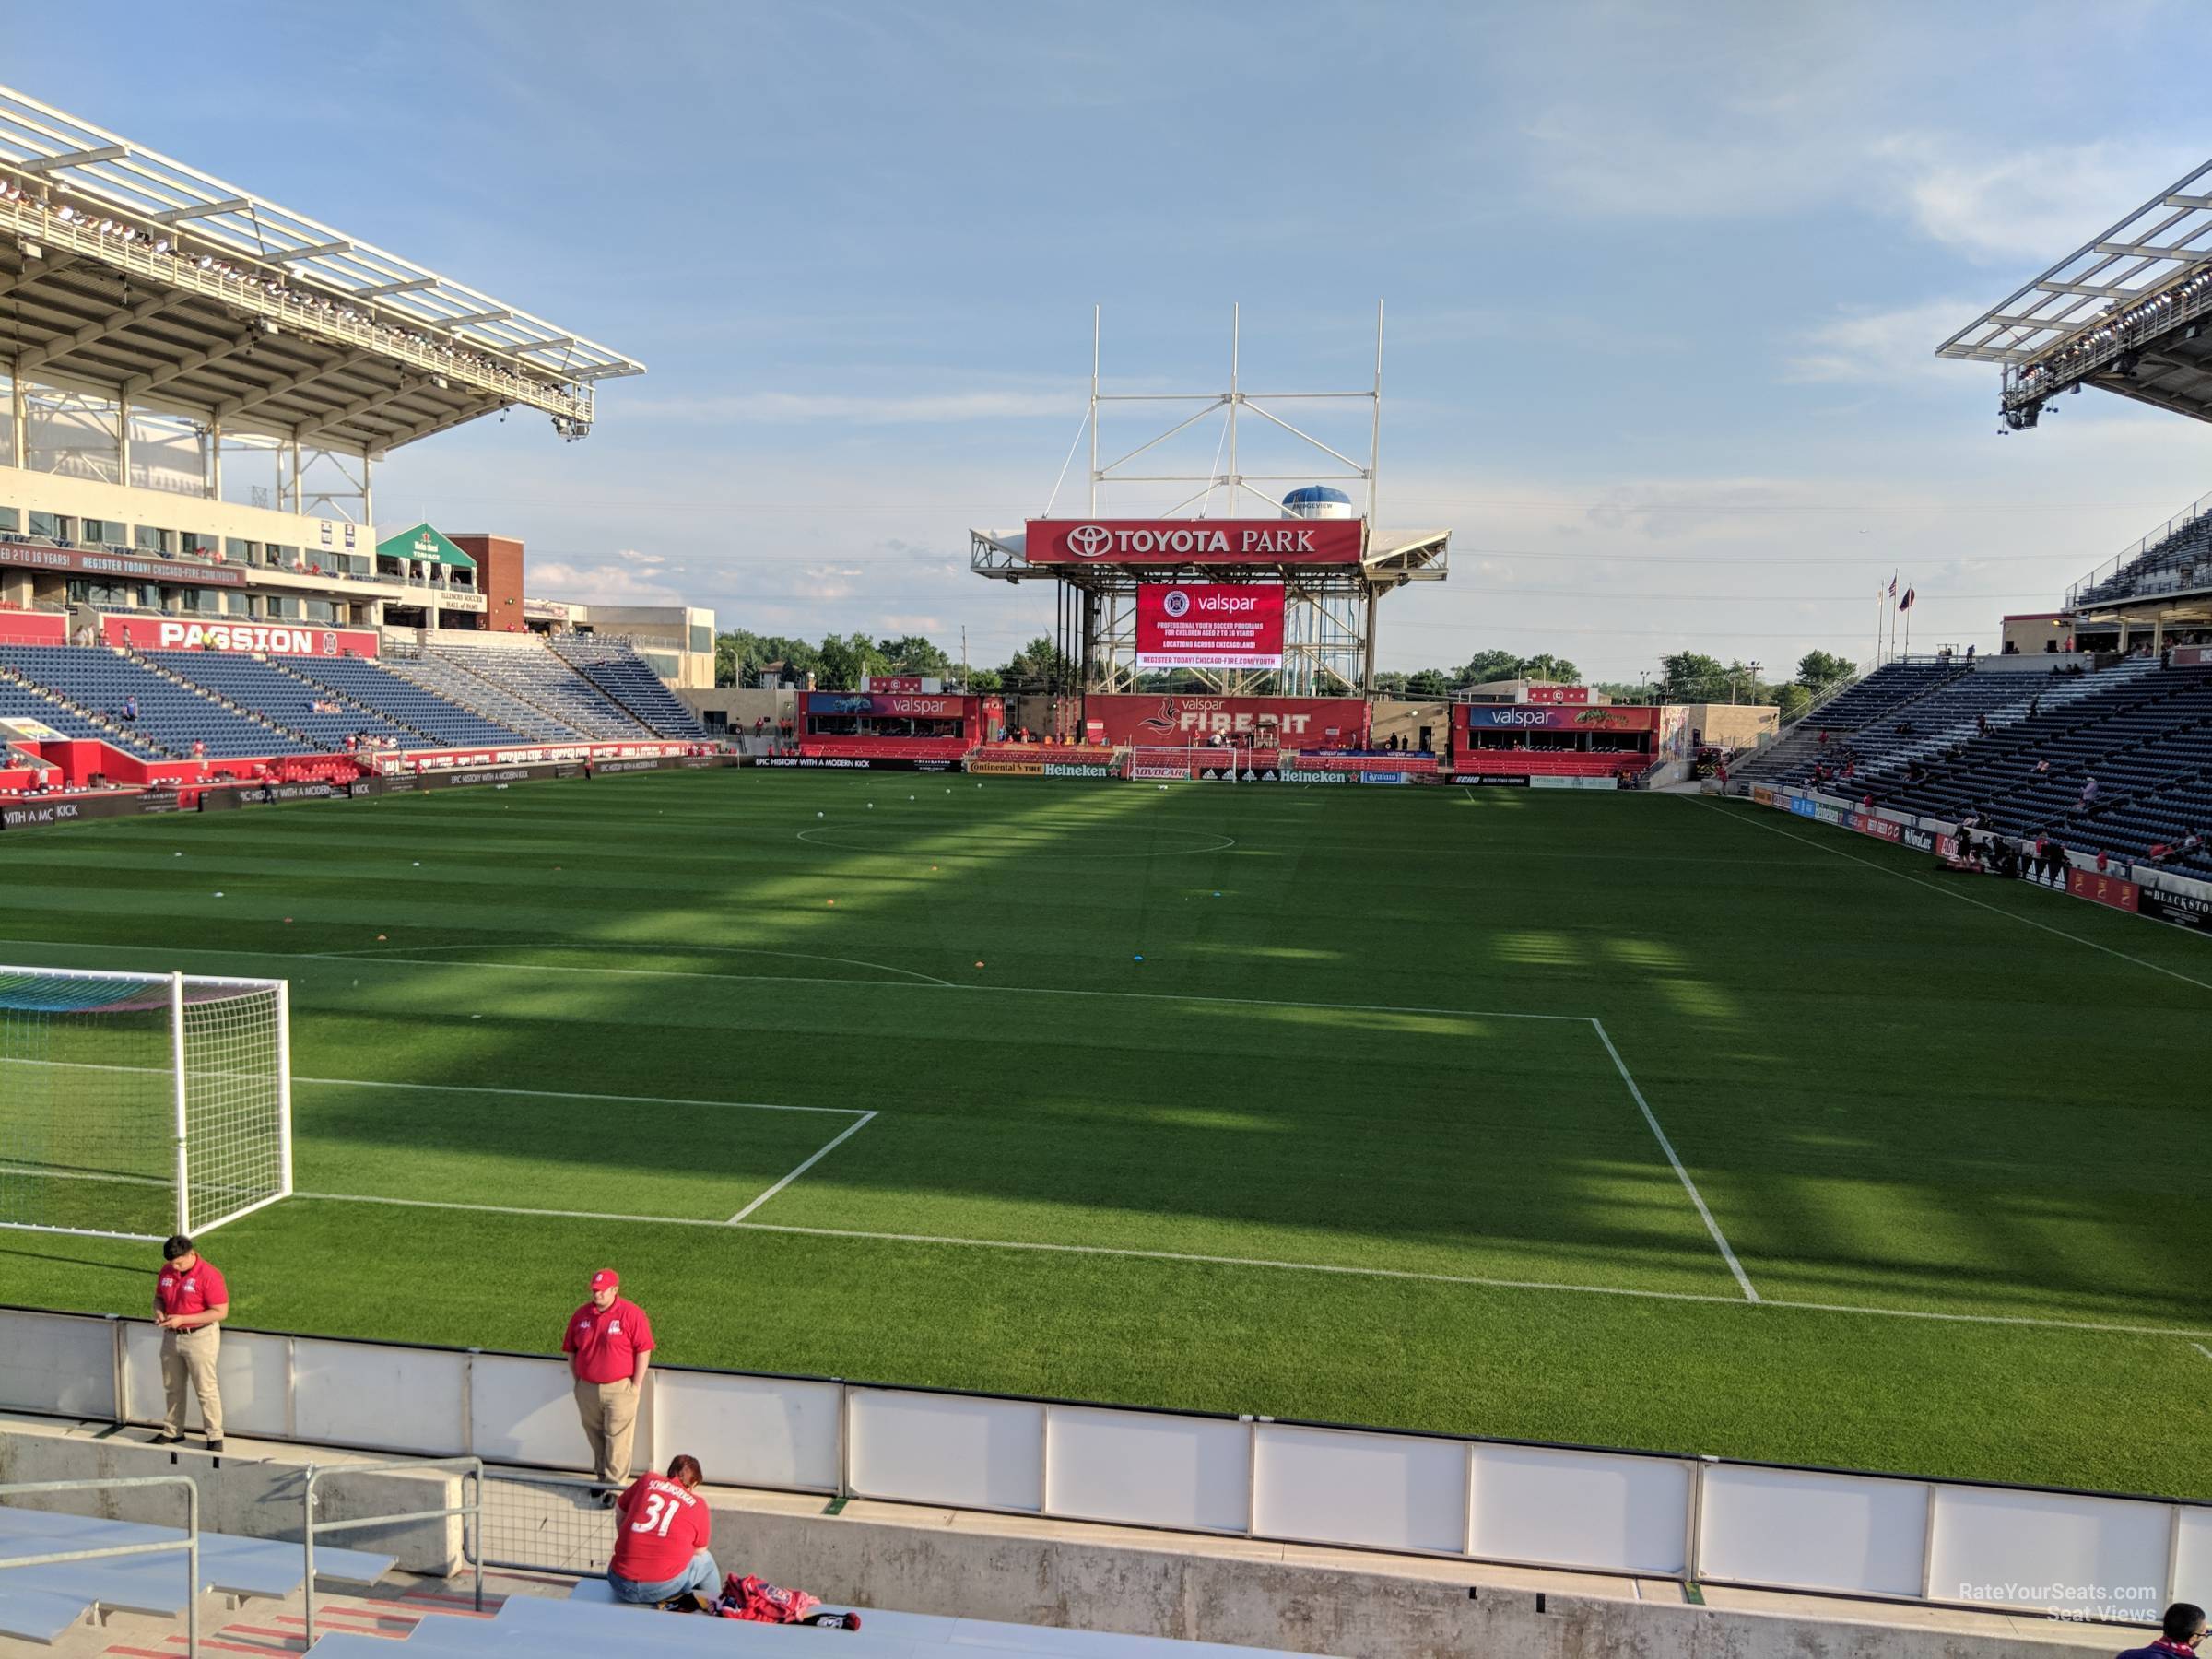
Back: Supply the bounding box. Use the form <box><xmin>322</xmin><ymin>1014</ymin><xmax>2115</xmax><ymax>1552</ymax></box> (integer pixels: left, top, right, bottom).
<box><xmin>2068</xmin><ymin>868</ymin><xmax>2142</xmax><ymax>912</ymax></box>
<box><xmin>802</xmin><ymin>691</ymin><xmax>966</xmax><ymax>720</ymax></box>
<box><xmin>0</xmin><ymin>540</ymin><xmax>249</xmax><ymax>586</ymax></box>
<box><xmin>1135</xmin><ymin>583</ymin><xmax>1285</xmax><ymax>669</ymax></box>
<box><xmin>1524</xmin><ymin>685</ymin><xmax>1591</xmax><ymax>705</ymax></box>
<box><xmin>100</xmin><ymin>616</ymin><xmax>380</xmax><ymax>657</ymax></box>
<box><xmin>2170</xmin><ymin>645</ymin><xmax>2212</xmax><ymax>668</ymax></box>
<box><xmin>0</xmin><ymin>609</ymin><xmax>67</xmax><ymax>646</ymax></box>
<box><xmin>1455</xmin><ymin>704</ymin><xmax>1660</xmax><ymax>733</ymax></box>
<box><xmin>1843</xmin><ymin>810</ymin><xmax>1902</xmax><ymax>843</ymax></box>
<box><xmin>1086</xmin><ymin>694</ymin><xmax>1370</xmax><ymax>747</ymax></box>
<box><xmin>1025</xmin><ymin>519</ymin><xmax>1363</xmax><ymax>566</ymax></box>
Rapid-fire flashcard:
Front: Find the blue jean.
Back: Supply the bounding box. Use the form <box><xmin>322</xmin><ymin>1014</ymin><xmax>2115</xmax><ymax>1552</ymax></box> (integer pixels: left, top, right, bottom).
<box><xmin>609</xmin><ymin>1548</ymin><xmax>720</xmax><ymax>1605</ymax></box>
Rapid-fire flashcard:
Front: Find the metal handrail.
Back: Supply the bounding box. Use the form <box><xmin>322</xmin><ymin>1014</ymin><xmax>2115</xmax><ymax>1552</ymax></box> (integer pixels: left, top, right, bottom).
<box><xmin>301</xmin><ymin>1455</ymin><xmax>481</xmax><ymax>1647</ymax></box>
<box><xmin>0</xmin><ymin>1476</ymin><xmax>200</xmax><ymax>1656</ymax></box>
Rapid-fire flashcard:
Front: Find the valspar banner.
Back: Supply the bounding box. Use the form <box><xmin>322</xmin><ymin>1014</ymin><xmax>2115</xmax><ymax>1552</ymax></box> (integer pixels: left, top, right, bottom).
<box><xmin>801</xmin><ymin>691</ymin><xmax>966</xmax><ymax>720</ymax></box>
<box><xmin>1456</xmin><ymin>704</ymin><xmax>1659</xmax><ymax>733</ymax></box>
<box><xmin>1025</xmin><ymin>519</ymin><xmax>1363</xmax><ymax>566</ymax></box>
<box><xmin>1135</xmin><ymin>583</ymin><xmax>1285</xmax><ymax>669</ymax></box>
<box><xmin>100</xmin><ymin>617</ymin><xmax>380</xmax><ymax>658</ymax></box>
<box><xmin>1087</xmin><ymin>694</ymin><xmax>1369</xmax><ymax>747</ymax></box>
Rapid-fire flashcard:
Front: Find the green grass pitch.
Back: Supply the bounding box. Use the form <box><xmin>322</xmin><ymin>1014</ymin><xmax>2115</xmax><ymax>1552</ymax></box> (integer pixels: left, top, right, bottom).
<box><xmin>2</xmin><ymin>771</ymin><xmax>2207</xmax><ymax>1498</ymax></box>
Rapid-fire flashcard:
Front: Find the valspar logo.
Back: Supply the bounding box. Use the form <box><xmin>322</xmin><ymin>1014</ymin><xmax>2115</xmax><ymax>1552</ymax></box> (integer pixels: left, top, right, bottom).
<box><xmin>1184</xmin><ymin>590</ymin><xmax>1260</xmax><ymax>614</ymax></box>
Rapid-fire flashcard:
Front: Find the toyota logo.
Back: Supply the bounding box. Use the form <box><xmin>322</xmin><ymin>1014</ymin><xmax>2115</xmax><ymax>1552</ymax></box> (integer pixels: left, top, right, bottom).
<box><xmin>1162</xmin><ymin>589</ymin><xmax>1191</xmax><ymax>618</ymax></box>
<box><xmin>1067</xmin><ymin>524</ymin><xmax>1114</xmax><ymax>558</ymax></box>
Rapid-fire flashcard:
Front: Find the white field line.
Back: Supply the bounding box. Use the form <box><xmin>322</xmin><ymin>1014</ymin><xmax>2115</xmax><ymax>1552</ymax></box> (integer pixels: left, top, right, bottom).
<box><xmin>1591</xmin><ymin>1018</ymin><xmax>1758</xmax><ymax>1302</ymax></box>
<box><xmin>0</xmin><ymin>1056</ymin><xmax>858</xmax><ymax>1116</ymax></box>
<box><xmin>2193</xmin><ymin>1342</ymin><xmax>2212</xmax><ymax>1361</ymax></box>
<box><xmin>796</xmin><ymin>827</ymin><xmax>1238</xmax><ymax>862</ymax></box>
<box><xmin>312</xmin><ymin>941</ymin><xmax>956</xmax><ymax>988</ymax></box>
<box><xmin>727</xmin><ymin>1111</ymin><xmax>876</xmax><ymax>1223</ymax></box>
<box><xmin>0</xmin><ymin>938</ymin><xmax>1591</xmax><ymax>1024</ymax></box>
<box><xmin>278</xmin><ymin>1191</ymin><xmax>2212</xmax><ymax>1341</ymax></box>
<box><xmin>0</xmin><ymin>1162</ymin><xmax>168</xmax><ymax>1189</ymax></box>
<box><xmin>1681</xmin><ymin>795</ymin><xmax>2212</xmax><ymax>994</ymax></box>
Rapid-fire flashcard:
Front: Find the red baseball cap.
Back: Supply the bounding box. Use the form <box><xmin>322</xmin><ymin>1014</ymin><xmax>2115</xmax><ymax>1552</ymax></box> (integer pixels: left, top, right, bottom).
<box><xmin>590</xmin><ymin>1269</ymin><xmax>619</xmax><ymax>1291</ymax></box>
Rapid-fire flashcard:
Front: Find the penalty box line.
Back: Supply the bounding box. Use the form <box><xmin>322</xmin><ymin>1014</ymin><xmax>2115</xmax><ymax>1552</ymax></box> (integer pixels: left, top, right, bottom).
<box><xmin>1589</xmin><ymin>1018</ymin><xmax>1757</xmax><ymax>1302</ymax></box>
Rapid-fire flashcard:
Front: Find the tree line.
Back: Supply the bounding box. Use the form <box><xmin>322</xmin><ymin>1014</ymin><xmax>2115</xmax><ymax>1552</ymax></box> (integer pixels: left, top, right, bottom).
<box><xmin>715</xmin><ymin>629</ymin><xmax>1859</xmax><ymax>715</ymax></box>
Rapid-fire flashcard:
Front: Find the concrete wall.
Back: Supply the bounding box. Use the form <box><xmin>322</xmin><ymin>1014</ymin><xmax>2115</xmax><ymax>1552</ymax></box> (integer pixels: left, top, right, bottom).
<box><xmin>679</xmin><ymin>688</ymin><xmax>797</xmax><ymax>731</ymax></box>
<box><xmin>704</xmin><ymin>1489</ymin><xmax>2105</xmax><ymax>1659</ymax></box>
<box><xmin>0</xmin><ymin>1419</ymin><xmax>2119</xmax><ymax>1657</ymax></box>
<box><xmin>1370</xmin><ymin>700</ymin><xmax>1447</xmax><ymax>750</ymax></box>
<box><xmin>1673</xmin><ymin>703</ymin><xmax>1779</xmax><ymax>751</ymax></box>
<box><xmin>0</xmin><ymin>1418</ymin><xmax>464</xmax><ymax>1574</ymax></box>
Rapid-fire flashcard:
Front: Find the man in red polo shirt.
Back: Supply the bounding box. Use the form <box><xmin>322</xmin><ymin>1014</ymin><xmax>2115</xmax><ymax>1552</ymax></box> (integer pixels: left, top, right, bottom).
<box><xmin>563</xmin><ymin>1268</ymin><xmax>654</xmax><ymax>1497</ymax></box>
<box><xmin>607</xmin><ymin>1453</ymin><xmax>719</xmax><ymax>1606</ymax></box>
<box><xmin>154</xmin><ymin>1234</ymin><xmax>229</xmax><ymax>1451</ymax></box>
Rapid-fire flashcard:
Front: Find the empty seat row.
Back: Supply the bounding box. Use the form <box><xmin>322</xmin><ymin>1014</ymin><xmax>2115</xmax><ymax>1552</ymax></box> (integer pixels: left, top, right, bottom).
<box><xmin>0</xmin><ymin>645</ymin><xmax>317</xmax><ymax>759</ymax></box>
<box><xmin>549</xmin><ymin>638</ymin><xmax>707</xmax><ymax>738</ymax></box>
<box><xmin>431</xmin><ymin>645</ymin><xmax>650</xmax><ymax>740</ymax></box>
<box><xmin>301</xmin><ymin>655</ymin><xmax>536</xmax><ymax>748</ymax></box>
<box><xmin>0</xmin><ymin>677</ymin><xmax>168</xmax><ymax>759</ymax></box>
<box><xmin>147</xmin><ymin>651</ymin><xmax>432</xmax><ymax>752</ymax></box>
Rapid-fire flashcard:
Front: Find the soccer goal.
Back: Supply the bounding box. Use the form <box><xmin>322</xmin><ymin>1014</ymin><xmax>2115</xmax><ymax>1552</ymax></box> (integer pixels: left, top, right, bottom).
<box><xmin>0</xmin><ymin>966</ymin><xmax>292</xmax><ymax>1241</ymax></box>
<box><xmin>1128</xmin><ymin>746</ymin><xmax>1245</xmax><ymax>782</ymax></box>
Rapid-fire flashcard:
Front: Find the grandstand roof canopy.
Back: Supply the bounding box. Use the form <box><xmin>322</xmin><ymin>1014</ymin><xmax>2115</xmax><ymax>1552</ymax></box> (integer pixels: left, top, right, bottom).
<box><xmin>1937</xmin><ymin>158</ymin><xmax>2212</xmax><ymax>424</ymax></box>
<box><xmin>0</xmin><ymin>84</ymin><xmax>642</xmax><ymax>455</ymax></box>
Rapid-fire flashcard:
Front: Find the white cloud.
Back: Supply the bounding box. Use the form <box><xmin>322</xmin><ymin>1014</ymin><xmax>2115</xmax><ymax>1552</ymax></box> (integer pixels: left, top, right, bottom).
<box><xmin>1875</xmin><ymin>135</ymin><xmax>2206</xmax><ymax>264</ymax></box>
<box><xmin>1783</xmin><ymin>299</ymin><xmax>1984</xmax><ymax>385</ymax></box>
<box><xmin>528</xmin><ymin>560</ymin><xmax>683</xmax><ymax>604</ymax></box>
<box><xmin>623</xmin><ymin>390</ymin><xmax>1078</xmax><ymax>424</ymax></box>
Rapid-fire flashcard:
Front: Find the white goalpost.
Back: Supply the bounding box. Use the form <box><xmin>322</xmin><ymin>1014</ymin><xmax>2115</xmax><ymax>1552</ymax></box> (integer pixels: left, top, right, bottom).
<box><xmin>0</xmin><ymin>965</ymin><xmax>292</xmax><ymax>1241</ymax></box>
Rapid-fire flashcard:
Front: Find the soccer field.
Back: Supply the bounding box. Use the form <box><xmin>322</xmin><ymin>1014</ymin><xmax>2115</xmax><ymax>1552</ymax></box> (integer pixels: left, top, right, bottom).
<box><xmin>2</xmin><ymin>770</ymin><xmax>2207</xmax><ymax>1498</ymax></box>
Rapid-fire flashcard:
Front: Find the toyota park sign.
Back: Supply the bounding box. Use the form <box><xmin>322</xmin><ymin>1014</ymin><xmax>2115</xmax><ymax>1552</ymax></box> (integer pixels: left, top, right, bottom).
<box><xmin>1026</xmin><ymin>518</ymin><xmax>1364</xmax><ymax>566</ymax></box>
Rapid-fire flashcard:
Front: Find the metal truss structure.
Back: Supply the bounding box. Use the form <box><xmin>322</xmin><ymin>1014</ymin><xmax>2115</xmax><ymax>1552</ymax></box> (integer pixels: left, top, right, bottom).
<box><xmin>1937</xmin><ymin>159</ymin><xmax>2212</xmax><ymax>427</ymax></box>
<box><xmin>0</xmin><ymin>83</ymin><xmax>642</xmax><ymax>468</ymax></box>
<box><xmin>971</xmin><ymin>307</ymin><xmax>1448</xmax><ymax>695</ymax></box>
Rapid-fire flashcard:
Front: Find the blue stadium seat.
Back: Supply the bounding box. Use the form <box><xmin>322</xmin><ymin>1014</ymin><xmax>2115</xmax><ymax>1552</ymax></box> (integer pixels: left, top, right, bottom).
<box><xmin>548</xmin><ymin>637</ymin><xmax>707</xmax><ymax>738</ymax></box>
<box><xmin>429</xmin><ymin>644</ymin><xmax>649</xmax><ymax>740</ymax></box>
<box><xmin>147</xmin><ymin>651</ymin><xmax>432</xmax><ymax>751</ymax></box>
<box><xmin>0</xmin><ymin>645</ymin><xmax>319</xmax><ymax>759</ymax></box>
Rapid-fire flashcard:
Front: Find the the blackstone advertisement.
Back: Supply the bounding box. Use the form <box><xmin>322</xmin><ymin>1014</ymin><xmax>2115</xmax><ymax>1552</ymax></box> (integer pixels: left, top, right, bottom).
<box><xmin>2141</xmin><ymin>886</ymin><xmax>2212</xmax><ymax>929</ymax></box>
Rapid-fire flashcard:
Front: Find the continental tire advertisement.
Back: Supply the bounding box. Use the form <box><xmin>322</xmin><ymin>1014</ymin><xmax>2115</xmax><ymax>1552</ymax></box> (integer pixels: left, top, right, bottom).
<box><xmin>967</xmin><ymin>757</ymin><xmax>1117</xmax><ymax>780</ymax></box>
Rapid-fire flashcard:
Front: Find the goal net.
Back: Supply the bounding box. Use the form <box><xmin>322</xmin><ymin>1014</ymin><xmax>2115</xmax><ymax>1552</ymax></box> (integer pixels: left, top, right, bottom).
<box><xmin>1128</xmin><ymin>746</ymin><xmax>1283</xmax><ymax>782</ymax></box>
<box><xmin>0</xmin><ymin>966</ymin><xmax>291</xmax><ymax>1241</ymax></box>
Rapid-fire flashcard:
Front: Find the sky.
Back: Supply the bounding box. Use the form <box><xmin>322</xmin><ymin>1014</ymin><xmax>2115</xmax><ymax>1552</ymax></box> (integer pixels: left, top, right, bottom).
<box><xmin>12</xmin><ymin>0</ymin><xmax>2212</xmax><ymax>681</ymax></box>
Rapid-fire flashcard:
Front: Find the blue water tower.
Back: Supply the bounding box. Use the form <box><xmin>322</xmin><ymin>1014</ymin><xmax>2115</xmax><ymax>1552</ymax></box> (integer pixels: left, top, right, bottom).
<box><xmin>1281</xmin><ymin>485</ymin><xmax>1354</xmax><ymax>520</ymax></box>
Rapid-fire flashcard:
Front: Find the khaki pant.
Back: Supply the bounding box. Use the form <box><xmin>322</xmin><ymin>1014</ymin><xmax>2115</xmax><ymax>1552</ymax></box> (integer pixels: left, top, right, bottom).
<box><xmin>160</xmin><ymin>1324</ymin><xmax>222</xmax><ymax>1441</ymax></box>
<box><xmin>573</xmin><ymin>1377</ymin><xmax>639</xmax><ymax>1484</ymax></box>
